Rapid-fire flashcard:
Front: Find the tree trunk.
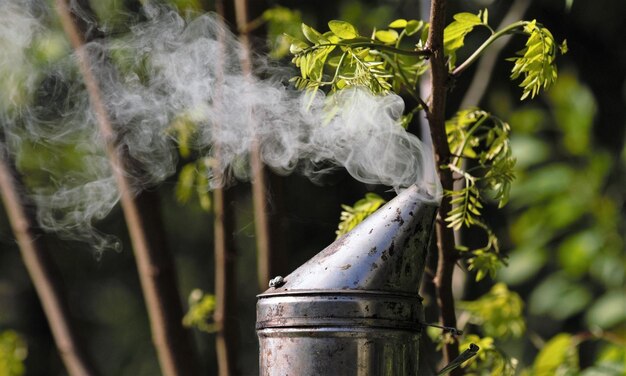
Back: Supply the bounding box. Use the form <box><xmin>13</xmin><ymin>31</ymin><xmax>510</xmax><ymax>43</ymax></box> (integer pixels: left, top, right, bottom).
<box><xmin>54</xmin><ymin>2</ymin><xmax>198</xmax><ymax>375</ymax></box>
<box><xmin>0</xmin><ymin>145</ymin><xmax>99</xmax><ymax>376</ymax></box>
<box><xmin>426</xmin><ymin>0</ymin><xmax>462</xmax><ymax>374</ymax></box>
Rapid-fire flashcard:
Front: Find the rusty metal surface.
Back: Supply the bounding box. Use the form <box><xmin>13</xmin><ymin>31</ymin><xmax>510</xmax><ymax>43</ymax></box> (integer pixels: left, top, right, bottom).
<box><xmin>258</xmin><ymin>327</ymin><xmax>420</xmax><ymax>376</ymax></box>
<box><xmin>256</xmin><ymin>185</ymin><xmax>437</xmax><ymax>376</ymax></box>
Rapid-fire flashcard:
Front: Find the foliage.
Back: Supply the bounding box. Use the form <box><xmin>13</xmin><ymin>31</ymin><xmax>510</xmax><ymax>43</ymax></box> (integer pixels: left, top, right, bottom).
<box><xmin>496</xmin><ymin>72</ymin><xmax>626</xmax><ymax>330</ymax></box>
<box><xmin>169</xmin><ymin>115</ymin><xmax>213</xmax><ymax>212</ymax></box>
<box><xmin>443</xmin><ymin>10</ymin><xmax>489</xmax><ymax>68</ymax></box>
<box><xmin>0</xmin><ymin>331</ymin><xmax>27</xmax><ymax>376</ymax></box>
<box><xmin>458</xmin><ymin>283</ymin><xmax>525</xmax><ymax>339</ymax></box>
<box><xmin>444</xmin><ymin>109</ymin><xmax>515</xmax><ymax>280</ymax></box>
<box><xmin>458</xmin><ymin>335</ymin><xmax>518</xmax><ymax>376</ymax></box>
<box><xmin>289</xmin><ymin>18</ymin><xmax>429</xmax><ymax>98</ymax></box>
<box><xmin>335</xmin><ymin>193</ymin><xmax>386</xmax><ymax>237</ymax></box>
<box><xmin>182</xmin><ymin>289</ymin><xmax>217</xmax><ymax>333</ymax></box>
<box><xmin>260</xmin><ymin>7</ymin><xmax>304</xmax><ymax>59</ymax></box>
<box><xmin>443</xmin><ymin>10</ymin><xmax>566</xmax><ymax>100</ymax></box>
<box><xmin>287</xmin><ymin>11</ymin><xmax>563</xmax><ymax>283</ymax></box>
<box><xmin>509</xmin><ymin>21</ymin><xmax>566</xmax><ymax>100</ymax></box>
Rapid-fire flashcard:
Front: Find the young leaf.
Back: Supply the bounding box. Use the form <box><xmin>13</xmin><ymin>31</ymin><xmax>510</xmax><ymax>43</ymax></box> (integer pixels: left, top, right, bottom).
<box><xmin>375</xmin><ymin>29</ymin><xmax>399</xmax><ymax>44</ymax></box>
<box><xmin>405</xmin><ymin>20</ymin><xmax>424</xmax><ymax>36</ymax></box>
<box><xmin>509</xmin><ymin>22</ymin><xmax>563</xmax><ymax>100</ymax></box>
<box><xmin>444</xmin><ymin>12</ymin><xmax>483</xmax><ymax>67</ymax></box>
<box><xmin>301</xmin><ymin>23</ymin><xmax>323</xmax><ymax>44</ymax></box>
<box><xmin>389</xmin><ymin>19</ymin><xmax>408</xmax><ymax>28</ymax></box>
<box><xmin>328</xmin><ymin>20</ymin><xmax>358</xmax><ymax>39</ymax></box>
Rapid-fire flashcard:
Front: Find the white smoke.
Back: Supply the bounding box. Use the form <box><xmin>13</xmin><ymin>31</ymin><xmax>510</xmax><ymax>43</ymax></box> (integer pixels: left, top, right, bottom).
<box><xmin>0</xmin><ymin>2</ymin><xmax>440</xmax><ymax>252</ymax></box>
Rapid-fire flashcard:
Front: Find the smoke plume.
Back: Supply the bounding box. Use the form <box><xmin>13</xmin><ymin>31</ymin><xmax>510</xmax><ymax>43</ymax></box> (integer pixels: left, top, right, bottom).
<box><xmin>0</xmin><ymin>2</ymin><xmax>440</xmax><ymax>252</ymax></box>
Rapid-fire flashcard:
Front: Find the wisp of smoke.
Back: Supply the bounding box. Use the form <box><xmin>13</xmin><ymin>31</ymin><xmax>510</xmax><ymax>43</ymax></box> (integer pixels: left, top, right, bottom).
<box><xmin>0</xmin><ymin>2</ymin><xmax>441</xmax><ymax>253</ymax></box>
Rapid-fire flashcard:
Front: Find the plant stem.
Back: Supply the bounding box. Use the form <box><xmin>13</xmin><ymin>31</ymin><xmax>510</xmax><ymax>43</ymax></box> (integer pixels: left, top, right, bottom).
<box><xmin>459</xmin><ymin>0</ymin><xmax>531</xmax><ymax>109</ymax></box>
<box><xmin>213</xmin><ymin>1</ymin><xmax>240</xmax><ymax>374</ymax></box>
<box><xmin>233</xmin><ymin>0</ymin><xmax>285</xmax><ymax>292</ymax></box>
<box><xmin>426</xmin><ymin>0</ymin><xmax>462</xmax><ymax>374</ymax></box>
<box><xmin>55</xmin><ymin>2</ymin><xmax>198</xmax><ymax>375</ymax></box>
<box><xmin>0</xmin><ymin>146</ymin><xmax>99</xmax><ymax>376</ymax></box>
<box><xmin>452</xmin><ymin>21</ymin><xmax>526</xmax><ymax>77</ymax></box>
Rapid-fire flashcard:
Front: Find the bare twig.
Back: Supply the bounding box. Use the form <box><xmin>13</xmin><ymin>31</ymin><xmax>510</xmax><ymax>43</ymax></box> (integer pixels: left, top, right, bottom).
<box><xmin>0</xmin><ymin>144</ymin><xmax>99</xmax><ymax>376</ymax></box>
<box><xmin>426</xmin><ymin>0</ymin><xmax>462</xmax><ymax>373</ymax></box>
<box><xmin>232</xmin><ymin>0</ymin><xmax>285</xmax><ymax>292</ymax></box>
<box><xmin>54</xmin><ymin>2</ymin><xmax>198</xmax><ymax>375</ymax></box>
<box><xmin>212</xmin><ymin>1</ymin><xmax>240</xmax><ymax>374</ymax></box>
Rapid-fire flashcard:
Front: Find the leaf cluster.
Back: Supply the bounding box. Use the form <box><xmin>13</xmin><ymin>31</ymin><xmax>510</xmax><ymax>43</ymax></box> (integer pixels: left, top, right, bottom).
<box><xmin>168</xmin><ymin>114</ymin><xmax>212</xmax><ymax>212</ymax></box>
<box><xmin>443</xmin><ymin>9</ymin><xmax>566</xmax><ymax>100</ymax></box>
<box><xmin>289</xmin><ymin>19</ymin><xmax>429</xmax><ymax>97</ymax></box>
<box><xmin>182</xmin><ymin>289</ymin><xmax>217</xmax><ymax>333</ymax></box>
<box><xmin>458</xmin><ymin>283</ymin><xmax>526</xmax><ymax>339</ymax></box>
<box><xmin>509</xmin><ymin>21</ymin><xmax>566</xmax><ymax>100</ymax></box>
<box><xmin>335</xmin><ymin>192</ymin><xmax>386</xmax><ymax>238</ymax></box>
<box><xmin>444</xmin><ymin>109</ymin><xmax>515</xmax><ymax>279</ymax></box>
<box><xmin>458</xmin><ymin>335</ymin><xmax>518</xmax><ymax>376</ymax></box>
<box><xmin>0</xmin><ymin>330</ymin><xmax>27</xmax><ymax>376</ymax></box>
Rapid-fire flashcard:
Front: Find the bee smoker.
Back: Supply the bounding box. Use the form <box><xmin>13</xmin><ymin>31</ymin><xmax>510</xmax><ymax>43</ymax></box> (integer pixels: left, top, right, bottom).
<box><xmin>256</xmin><ymin>184</ymin><xmax>438</xmax><ymax>375</ymax></box>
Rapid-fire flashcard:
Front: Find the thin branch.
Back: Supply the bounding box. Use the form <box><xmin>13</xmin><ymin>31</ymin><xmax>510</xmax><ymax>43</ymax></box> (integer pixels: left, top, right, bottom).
<box><xmin>54</xmin><ymin>2</ymin><xmax>198</xmax><ymax>375</ymax></box>
<box><xmin>212</xmin><ymin>1</ymin><xmax>240</xmax><ymax>374</ymax></box>
<box><xmin>426</xmin><ymin>0</ymin><xmax>462</xmax><ymax>374</ymax></box>
<box><xmin>233</xmin><ymin>0</ymin><xmax>285</xmax><ymax>293</ymax></box>
<box><xmin>459</xmin><ymin>0</ymin><xmax>531</xmax><ymax>109</ymax></box>
<box><xmin>451</xmin><ymin>21</ymin><xmax>526</xmax><ymax>77</ymax></box>
<box><xmin>0</xmin><ymin>144</ymin><xmax>99</xmax><ymax>376</ymax></box>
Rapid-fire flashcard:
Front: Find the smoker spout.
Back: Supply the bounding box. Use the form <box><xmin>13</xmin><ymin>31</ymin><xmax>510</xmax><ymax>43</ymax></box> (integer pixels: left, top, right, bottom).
<box><xmin>256</xmin><ymin>184</ymin><xmax>438</xmax><ymax>376</ymax></box>
<box><xmin>268</xmin><ymin>184</ymin><xmax>437</xmax><ymax>295</ymax></box>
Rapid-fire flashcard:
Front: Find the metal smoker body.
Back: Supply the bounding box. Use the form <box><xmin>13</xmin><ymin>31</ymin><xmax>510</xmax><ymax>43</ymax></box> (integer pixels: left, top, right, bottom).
<box><xmin>256</xmin><ymin>185</ymin><xmax>438</xmax><ymax>375</ymax></box>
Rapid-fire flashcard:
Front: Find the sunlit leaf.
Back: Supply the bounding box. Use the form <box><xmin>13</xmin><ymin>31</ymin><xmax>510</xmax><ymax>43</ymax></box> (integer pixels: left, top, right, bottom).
<box><xmin>444</xmin><ymin>12</ymin><xmax>483</xmax><ymax>67</ymax></box>
<box><xmin>328</xmin><ymin>20</ymin><xmax>358</xmax><ymax>39</ymax></box>
<box><xmin>533</xmin><ymin>333</ymin><xmax>579</xmax><ymax>375</ymax></box>
<box><xmin>374</xmin><ymin>29</ymin><xmax>399</xmax><ymax>44</ymax></box>
<box><xmin>388</xmin><ymin>19</ymin><xmax>407</xmax><ymax>28</ymax></box>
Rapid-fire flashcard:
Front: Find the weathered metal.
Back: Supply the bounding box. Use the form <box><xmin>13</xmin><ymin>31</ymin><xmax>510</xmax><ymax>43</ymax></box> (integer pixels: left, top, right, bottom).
<box><xmin>256</xmin><ymin>184</ymin><xmax>438</xmax><ymax>375</ymax></box>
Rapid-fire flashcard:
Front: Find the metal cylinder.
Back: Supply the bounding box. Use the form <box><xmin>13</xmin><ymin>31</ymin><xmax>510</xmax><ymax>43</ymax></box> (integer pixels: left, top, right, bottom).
<box><xmin>256</xmin><ymin>185</ymin><xmax>438</xmax><ymax>376</ymax></box>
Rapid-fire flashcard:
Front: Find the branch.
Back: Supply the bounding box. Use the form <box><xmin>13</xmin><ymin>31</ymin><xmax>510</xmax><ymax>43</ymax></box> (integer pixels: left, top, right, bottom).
<box><xmin>0</xmin><ymin>145</ymin><xmax>99</xmax><ymax>376</ymax></box>
<box><xmin>232</xmin><ymin>0</ymin><xmax>286</xmax><ymax>292</ymax></box>
<box><xmin>212</xmin><ymin>1</ymin><xmax>241</xmax><ymax>374</ymax></box>
<box><xmin>426</xmin><ymin>0</ymin><xmax>462</xmax><ymax>373</ymax></box>
<box><xmin>54</xmin><ymin>2</ymin><xmax>198</xmax><ymax>375</ymax></box>
<box><xmin>459</xmin><ymin>0</ymin><xmax>532</xmax><ymax>109</ymax></box>
<box><xmin>451</xmin><ymin>21</ymin><xmax>526</xmax><ymax>77</ymax></box>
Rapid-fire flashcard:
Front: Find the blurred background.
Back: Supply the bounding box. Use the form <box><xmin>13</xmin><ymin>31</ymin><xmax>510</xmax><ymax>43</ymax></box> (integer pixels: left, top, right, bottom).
<box><xmin>0</xmin><ymin>0</ymin><xmax>624</xmax><ymax>375</ymax></box>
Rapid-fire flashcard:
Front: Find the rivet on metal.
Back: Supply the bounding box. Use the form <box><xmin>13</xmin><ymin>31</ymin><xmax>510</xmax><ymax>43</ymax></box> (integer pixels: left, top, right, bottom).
<box><xmin>268</xmin><ymin>276</ymin><xmax>285</xmax><ymax>288</ymax></box>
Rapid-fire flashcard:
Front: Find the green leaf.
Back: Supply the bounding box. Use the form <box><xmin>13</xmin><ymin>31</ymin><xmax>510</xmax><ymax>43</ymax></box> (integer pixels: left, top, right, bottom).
<box><xmin>328</xmin><ymin>20</ymin><xmax>358</xmax><ymax>39</ymax></box>
<box><xmin>444</xmin><ymin>12</ymin><xmax>483</xmax><ymax>67</ymax></box>
<box><xmin>529</xmin><ymin>274</ymin><xmax>593</xmax><ymax>320</ymax></box>
<box><xmin>0</xmin><ymin>331</ymin><xmax>27</xmax><ymax>376</ymax></box>
<box><xmin>301</xmin><ymin>23</ymin><xmax>323</xmax><ymax>44</ymax></box>
<box><xmin>375</xmin><ymin>29</ymin><xmax>399</xmax><ymax>44</ymax></box>
<box><xmin>406</xmin><ymin>20</ymin><xmax>424</xmax><ymax>36</ymax></box>
<box><xmin>176</xmin><ymin>163</ymin><xmax>197</xmax><ymax>204</ymax></box>
<box><xmin>509</xmin><ymin>22</ymin><xmax>560</xmax><ymax>99</ymax></box>
<box><xmin>533</xmin><ymin>333</ymin><xmax>579</xmax><ymax>376</ymax></box>
<box><xmin>388</xmin><ymin>19</ymin><xmax>407</xmax><ymax>28</ymax></box>
<box><xmin>183</xmin><ymin>289</ymin><xmax>218</xmax><ymax>333</ymax></box>
<box><xmin>584</xmin><ymin>290</ymin><xmax>626</xmax><ymax>329</ymax></box>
